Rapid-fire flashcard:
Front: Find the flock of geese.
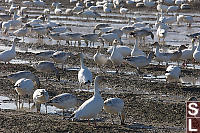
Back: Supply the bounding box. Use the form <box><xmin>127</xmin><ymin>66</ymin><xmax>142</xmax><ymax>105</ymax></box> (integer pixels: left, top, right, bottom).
<box><xmin>0</xmin><ymin>0</ymin><xmax>199</xmax><ymax>126</ymax></box>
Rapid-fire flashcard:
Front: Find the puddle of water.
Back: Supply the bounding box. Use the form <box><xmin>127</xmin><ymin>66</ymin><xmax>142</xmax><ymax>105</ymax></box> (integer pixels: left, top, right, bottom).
<box><xmin>0</xmin><ymin>96</ymin><xmax>68</xmax><ymax>115</ymax></box>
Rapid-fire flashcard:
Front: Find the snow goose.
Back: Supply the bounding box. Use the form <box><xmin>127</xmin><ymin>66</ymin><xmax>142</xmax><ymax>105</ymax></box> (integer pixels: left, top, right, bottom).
<box><xmin>70</xmin><ymin>76</ymin><xmax>104</xmax><ymax>126</ymax></box>
<box><xmin>169</xmin><ymin>45</ymin><xmax>187</xmax><ymax>65</ymax></box>
<box><xmin>7</xmin><ymin>71</ymin><xmax>40</xmax><ymax>87</ymax></box>
<box><xmin>177</xmin><ymin>15</ymin><xmax>194</xmax><ymax>27</ymax></box>
<box><xmin>13</xmin><ymin>25</ymin><xmax>29</xmax><ymax>42</ymax></box>
<box><xmin>32</xmin><ymin>89</ymin><xmax>49</xmax><ymax>113</ymax></box>
<box><xmin>124</xmin><ymin>52</ymin><xmax>153</xmax><ymax>73</ymax></box>
<box><xmin>165</xmin><ymin>65</ymin><xmax>181</xmax><ymax>83</ymax></box>
<box><xmin>167</xmin><ymin>6</ymin><xmax>179</xmax><ymax>14</ymax></box>
<box><xmin>0</xmin><ymin>38</ymin><xmax>20</xmax><ymax>64</ymax></box>
<box><xmin>77</xmin><ymin>52</ymin><xmax>93</xmax><ymax>89</ymax></box>
<box><xmin>48</xmin><ymin>93</ymin><xmax>81</xmax><ymax>117</ymax></box>
<box><xmin>130</xmin><ymin>29</ymin><xmax>154</xmax><ymax>46</ymax></box>
<box><xmin>106</xmin><ymin>29</ymin><xmax>123</xmax><ymax>39</ymax></box>
<box><xmin>157</xmin><ymin>2</ymin><xmax>168</xmax><ymax>12</ymax></box>
<box><xmin>1</xmin><ymin>21</ymin><xmax>11</xmax><ymax>35</ymax></box>
<box><xmin>51</xmin><ymin>51</ymin><xmax>73</xmax><ymax>70</ymax></box>
<box><xmin>156</xmin><ymin>22</ymin><xmax>168</xmax><ymax>43</ymax></box>
<box><xmin>35</xmin><ymin>61</ymin><xmax>60</xmax><ymax>81</ymax></box>
<box><xmin>104</xmin><ymin>98</ymin><xmax>125</xmax><ymax>125</ymax></box>
<box><xmin>131</xmin><ymin>39</ymin><xmax>146</xmax><ymax>57</ymax></box>
<box><xmin>67</xmin><ymin>33</ymin><xmax>82</xmax><ymax>46</ymax></box>
<box><xmin>181</xmin><ymin>39</ymin><xmax>196</xmax><ymax>66</ymax></box>
<box><xmin>50</xmin><ymin>26</ymin><xmax>72</xmax><ymax>33</ymax></box>
<box><xmin>120</xmin><ymin>7</ymin><xmax>129</xmax><ymax>17</ymax></box>
<box><xmin>93</xmin><ymin>46</ymin><xmax>108</xmax><ymax>71</ymax></box>
<box><xmin>54</xmin><ymin>5</ymin><xmax>62</xmax><ymax>16</ymax></box>
<box><xmin>153</xmin><ymin>42</ymin><xmax>173</xmax><ymax>65</ymax></box>
<box><xmin>121</xmin><ymin>25</ymin><xmax>135</xmax><ymax>38</ymax></box>
<box><xmin>143</xmin><ymin>0</ymin><xmax>155</xmax><ymax>8</ymax></box>
<box><xmin>193</xmin><ymin>37</ymin><xmax>200</xmax><ymax>63</ymax></box>
<box><xmin>100</xmin><ymin>33</ymin><xmax>123</xmax><ymax>46</ymax></box>
<box><xmin>93</xmin><ymin>23</ymin><xmax>111</xmax><ymax>33</ymax></box>
<box><xmin>35</xmin><ymin>50</ymin><xmax>55</xmax><ymax>60</ymax></box>
<box><xmin>81</xmin><ymin>33</ymin><xmax>99</xmax><ymax>47</ymax></box>
<box><xmin>107</xmin><ymin>45</ymin><xmax>131</xmax><ymax>57</ymax></box>
<box><xmin>14</xmin><ymin>78</ymin><xmax>34</xmax><ymax>109</ymax></box>
<box><xmin>77</xmin><ymin>10</ymin><xmax>100</xmax><ymax>21</ymax></box>
<box><xmin>109</xmin><ymin>40</ymin><xmax>124</xmax><ymax>73</ymax></box>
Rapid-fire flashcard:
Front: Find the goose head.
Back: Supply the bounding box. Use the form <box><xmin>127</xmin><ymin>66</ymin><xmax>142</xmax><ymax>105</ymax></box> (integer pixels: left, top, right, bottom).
<box><xmin>14</xmin><ymin>38</ymin><xmax>21</xmax><ymax>42</ymax></box>
<box><xmin>179</xmin><ymin>45</ymin><xmax>187</xmax><ymax>51</ymax></box>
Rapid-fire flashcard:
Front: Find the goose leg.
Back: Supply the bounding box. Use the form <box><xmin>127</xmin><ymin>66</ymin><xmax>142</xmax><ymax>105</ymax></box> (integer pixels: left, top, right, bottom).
<box><xmin>45</xmin><ymin>103</ymin><xmax>48</xmax><ymax>114</ymax></box>
<box><xmin>88</xmin><ymin>119</ymin><xmax>90</xmax><ymax>126</ymax></box>
<box><xmin>63</xmin><ymin>109</ymin><xmax>65</xmax><ymax>119</ymax></box>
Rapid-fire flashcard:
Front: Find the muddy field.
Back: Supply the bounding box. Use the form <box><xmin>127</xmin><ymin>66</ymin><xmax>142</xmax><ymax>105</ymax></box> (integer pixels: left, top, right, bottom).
<box><xmin>1</xmin><ymin>0</ymin><xmax>200</xmax><ymax>132</ymax></box>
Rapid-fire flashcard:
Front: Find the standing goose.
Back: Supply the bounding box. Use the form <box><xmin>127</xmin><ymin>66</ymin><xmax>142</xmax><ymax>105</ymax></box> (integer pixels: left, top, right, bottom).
<box><xmin>109</xmin><ymin>40</ymin><xmax>124</xmax><ymax>73</ymax></box>
<box><xmin>35</xmin><ymin>61</ymin><xmax>60</xmax><ymax>81</ymax></box>
<box><xmin>51</xmin><ymin>51</ymin><xmax>73</xmax><ymax>70</ymax></box>
<box><xmin>77</xmin><ymin>53</ymin><xmax>93</xmax><ymax>89</ymax></box>
<box><xmin>32</xmin><ymin>89</ymin><xmax>49</xmax><ymax>113</ymax></box>
<box><xmin>124</xmin><ymin>52</ymin><xmax>153</xmax><ymax>73</ymax></box>
<box><xmin>181</xmin><ymin>39</ymin><xmax>196</xmax><ymax>66</ymax></box>
<box><xmin>70</xmin><ymin>76</ymin><xmax>104</xmax><ymax>126</ymax></box>
<box><xmin>131</xmin><ymin>39</ymin><xmax>146</xmax><ymax>57</ymax></box>
<box><xmin>13</xmin><ymin>25</ymin><xmax>29</xmax><ymax>42</ymax></box>
<box><xmin>193</xmin><ymin>37</ymin><xmax>200</xmax><ymax>64</ymax></box>
<box><xmin>169</xmin><ymin>45</ymin><xmax>187</xmax><ymax>65</ymax></box>
<box><xmin>48</xmin><ymin>93</ymin><xmax>81</xmax><ymax>118</ymax></box>
<box><xmin>103</xmin><ymin>98</ymin><xmax>125</xmax><ymax>125</ymax></box>
<box><xmin>7</xmin><ymin>71</ymin><xmax>40</xmax><ymax>88</ymax></box>
<box><xmin>0</xmin><ymin>38</ymin><xmax>20</xmax><ymax>64</ymax></box>
<box><xmin>93</xmin><ymin>46</ymin><xmax>108</xmax><ymax>72</ymax></box>
<box><xmin>14</xmin><ymin>78</ymin><xmax>34</xmax><ymax>109</ymax></box>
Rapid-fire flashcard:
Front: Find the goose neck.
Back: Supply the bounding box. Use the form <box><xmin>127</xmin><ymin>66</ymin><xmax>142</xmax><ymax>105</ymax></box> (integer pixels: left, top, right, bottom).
<box><xmin>94</xmin><ymin>80</ymin><xmax>100</xmax><ymax>96</ymax></box>
<box><xmin>197</xmin><ymin>40</ymin><xmax>200</xmax><ymax>51</ymax></box>
<box><xmin>80</xmin><ymin>56</ymin><xmax>85</xmax><ymax>68</ymax></box>
<box><xmin>11</xmin><ymin>41</ymin><xmax>16</xmax><ymax>51</ymax></box>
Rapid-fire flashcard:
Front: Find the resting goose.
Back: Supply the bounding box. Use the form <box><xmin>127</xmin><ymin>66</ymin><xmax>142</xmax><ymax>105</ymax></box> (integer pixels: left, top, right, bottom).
<box><xmin>32</xmin><ymin>89</ymin><xmax>49</xmax><ymax>113</ymax></box>
<box><xmin>70</xmin><ymin>76</ymin><xmax>104</xmax><ymax>126</ymax></box>
<box><xmin>48</xmin><ymin>93</ymin><xmax>81</xmax><ymax>118</ymax></box>
<box><xmin>0</xmin><ymin>38</ymin><xmax>20</xmax><ymax>64</ymax></box>
<box><xmin>165</xmin><ymin>65</ymin><xmax>181</xmax><ymax>83</ymax></box>
<box><xmin>14</xmin><ymin>78</ymin><xmax>34</xmax><ymax>109</ymax></box>
<box><xmin>93</xmin><ymin>46</ymin><xmax>108</xmax><ymax>71</ymax></box>
<box><xmin>77</xmin><ymin>53</ymin><xmax>93</xmax><ymax>89</ymax></box>
<box><xmin>35</xmin><ymin>61</ymin><xmax>60</xmax><ymax>81</ymax></box>
<box><xmin>7</xmin><ymin>71</ymin><xmax>40</xmax><ymax>87</ymax></box>
<box><xmin>104</xmin><ymin>98</ymin><xmax>125</xmax><ymax>125</ymax></box>
<box><xmin>124</xmin><ymin>52</ymin><xmax>153</xmax><ymax>73</ymax></box>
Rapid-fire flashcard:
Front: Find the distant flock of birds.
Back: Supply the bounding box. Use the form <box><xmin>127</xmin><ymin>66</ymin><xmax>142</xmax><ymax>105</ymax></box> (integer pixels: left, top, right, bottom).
<box><xmin>0</xmin><ymin>0</ymin><xmax>199</xmax><ymax>126</ymax></box>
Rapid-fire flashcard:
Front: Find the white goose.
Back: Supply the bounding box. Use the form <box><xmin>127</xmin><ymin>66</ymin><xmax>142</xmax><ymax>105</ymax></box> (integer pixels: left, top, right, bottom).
<box><xmin>14</xmin><ymin>78</ymin><xmax>34</xmax><ymax>109</ymax></box>
<box><xmin>77</xmin><ymin>53</ymin><xmax>93</xmax><ymax>89</ymax></box>
<box><xmin>93</xmin><ymin>46</ymin><xmax>108</xmax><ymax>71</ymax></box>
<box><xmin>193</xmin><ymin>37</ymin><xmax>200</xmax><ymax>63</ymax></box>
<box><xmin>36</xmin><ymin>61</ymin><xmax>60</xmax><ymax>81</ymax></box>
<box><xmin>51</xmin><ymin>51</ymin><xmax>73</xmax><ymax>70</ymax></box>
<box><xmin>48</xmin><ymin>93</ymin><xmax>81</xmax><ymax>117</ymax></box>
<box><xmin>131</xmin><ymin>39</ymin><xmax>146</xmax><ymax>57</ymax></box>
<box><xmin>13</xmin><ymin>26</ymin><xmax>29</xmax><ymax>42</ymax></box>
<box><xmin>54</xmin><ymin>5</ymin><xmax>62</xmax><ymax>16</ymax></box>
<box><xmin>35</xmin><ymin>50</ymin><xmax>55</xmax><ymax>60</ymax></box>
<box><xmin>32</xmin><ymin>89</ymin><xmax>49</xmax><ymax>113</ymax></box>
<box><xmin>70</xmin><ymin>76</ymin><xmax>104</xmax><ymax>126</ymax></box>
<box><xmin>165</xmin><ymin>65</ymin><xmax>181</xmax><ymax>83</ymax></box>
<box><xmin>109</xmin><ymin>40</ymin><xmax>124</xmax><ymax>73</ymax></box>
<box><xmin>124</xmin><ymin>52</ymin><xmax>153</xmax><ymax>73</ymax></box>
<box><xmin>104</xmin><ymin>98</ymin><xmax>125</xmax><ymax>125</ymax></box>
<box><xmin>0</xmin><ymin>38</ymin><xmax>20</xmax><ymax>64</ymax></box>
<box><xmin>181</xmin><ymin>39</ymin><xmax>196</xmax><ymax>66</ymax></box>
<box><xmin>120</xmin><ymin>7</ymin><xmax>129</xmax><ymax>17</ymax></box>
<box><xmin>7</xmin><ymin>71</ymin><xmax>40</xmax><ymax>87</ymax></box>
<box><xmin>107</xmin><ymin>45</ymin><xmax>132</xmax><ymax>57</ymax></box>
